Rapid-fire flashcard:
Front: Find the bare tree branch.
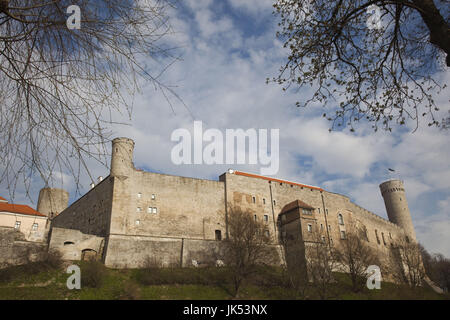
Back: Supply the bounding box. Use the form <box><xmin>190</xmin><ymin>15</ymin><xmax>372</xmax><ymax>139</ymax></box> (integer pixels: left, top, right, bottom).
<box><xmin>272</xmin><ymin>0</ymin><xmax>449</xmax><ymax>132</ymax></box>
<box><xmin>0</xmin><ymin>0</ymin><xmax>181</xmax><ymax>200</ymax></box>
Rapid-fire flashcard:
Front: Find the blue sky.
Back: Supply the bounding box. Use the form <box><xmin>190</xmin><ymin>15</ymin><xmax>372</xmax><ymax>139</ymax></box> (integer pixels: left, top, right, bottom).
<box><xmin>2</xmin><ymin>0</ymin><xmax>449</xmax><ymax>257</ymax></box>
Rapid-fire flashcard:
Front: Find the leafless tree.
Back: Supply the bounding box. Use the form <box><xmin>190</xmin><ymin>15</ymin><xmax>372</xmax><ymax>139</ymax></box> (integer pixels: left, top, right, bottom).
<box><xmin>334</xmin><ymin>227</ymin><xmax>379</xmax><ymax>292</ymax></box>
<box><xmin>272</xmin><ymin>0</ymin><xmax>449</xmax><ymax>132</ymax></box>
<box><xmin>422</xmin><ymin>248</ymin><xmax>450</xmax><ymax>293</ymax></box>
<box><xmin>0</xmin><ymin>0</ymin><xmax>179</xmax><ymax>199</ymax></box>
<box><xmin>389</xmin><ymin>238</ymin><xmax>426</xmax><ymax>287</ymax></box>
<box><xmin>221</xmin><ymin>205</ymin><xmax>278</xmax><ymax>297</ymax></box>
<box><xmin>304</xmin><ymin>235</ymin><xmax>339</xmax><ymax>299</ymax></box>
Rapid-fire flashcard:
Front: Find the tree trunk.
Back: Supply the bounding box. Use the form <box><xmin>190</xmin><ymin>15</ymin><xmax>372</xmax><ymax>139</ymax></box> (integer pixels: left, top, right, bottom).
<box><xmin>411</xmin><ymin>0</ymin><xmax>450</xmax><ymax>66</ymax></box>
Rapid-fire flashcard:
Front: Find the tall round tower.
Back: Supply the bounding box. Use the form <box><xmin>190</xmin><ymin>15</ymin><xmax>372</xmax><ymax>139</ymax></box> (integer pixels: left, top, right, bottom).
<box><xmin>110</xmin><ymin>137</ymin><xmax>135</xmax><ymax>177</ymax></box>
<box><xmin>37</xmin><ymin>188</ymin><xmax>69</xmax><ymax>219</ymax></box>
<box><xmin>379</xmin><ymin>179</ymin><xmax>416</xmax><ymax>242</ymax></box>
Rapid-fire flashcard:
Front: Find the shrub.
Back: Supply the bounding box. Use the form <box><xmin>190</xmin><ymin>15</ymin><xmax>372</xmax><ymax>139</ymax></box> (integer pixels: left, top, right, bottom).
<box><xmin>0</xmin><ymin>266</ymin><xmax>14</xmax><ymax>284</ymax></box>
<box><xmin>81</xmin><ymin>261</ymin><xmax>106</xmax><ymax>288</ymax></box>
<box><xmin>43</xmin><ymin>250</ymin><xmax>63</xmax><ymax>269</ymax></box>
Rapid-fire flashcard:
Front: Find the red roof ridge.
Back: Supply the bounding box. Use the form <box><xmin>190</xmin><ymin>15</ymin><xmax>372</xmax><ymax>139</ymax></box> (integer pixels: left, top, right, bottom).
<box><xmin>232</xmin><ymin>170</ymin><xmax>324</xmax><ymax>191</ymax></box>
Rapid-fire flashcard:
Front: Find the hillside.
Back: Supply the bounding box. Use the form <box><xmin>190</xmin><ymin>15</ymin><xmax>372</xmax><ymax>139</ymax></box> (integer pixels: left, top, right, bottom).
<box><xmin>0</xmin><ymin>260</ymin><xmax>448</xmax><ymax>300</ymax></box>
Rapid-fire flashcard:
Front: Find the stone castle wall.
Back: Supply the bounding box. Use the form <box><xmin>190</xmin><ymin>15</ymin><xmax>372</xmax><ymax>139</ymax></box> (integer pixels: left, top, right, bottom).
<box><xmin>0</xmin><ymin>227</ymin><xmax>47</xmax><ymax>268</ymax></box>
<box><xmin>52</xmin><ymin>176</ymin><xmax>114</xmax><ymax>237</ymax></box>
<box><xmin>47</xmin><ymin>137</ymin><xmax>412</xmax><ymax>270</ymax></box>
<box><xmin>108</xmin><ymin>170</ymin><xmax>226</xmax><ymax>239</ymax></box>
<box><xmin>221</xmin><ymin>172</ymin><xmax>407</xmax><ymax>265</ymax></box>
<box><xmin>102</xmin><ymin>169</ymin><xmax>227</xmax><ymax>268</ymax></box>
<box><xmin>48</xmin><ymin>227</ymin><xmax>105</xmax><ymax>261</ymax></box>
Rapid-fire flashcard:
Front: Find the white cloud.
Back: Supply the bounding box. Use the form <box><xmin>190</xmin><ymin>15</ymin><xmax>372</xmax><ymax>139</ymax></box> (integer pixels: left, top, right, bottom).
<box><xmin>227</xmin><ymin>0</ymin><xmax>274</xmax><ymax>15</ymax></box>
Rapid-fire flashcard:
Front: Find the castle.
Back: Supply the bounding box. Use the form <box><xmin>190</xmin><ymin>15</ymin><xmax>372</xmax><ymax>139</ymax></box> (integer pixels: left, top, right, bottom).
<box><xmin>38</xmin><ymin>137</ymin><xmax>415</xmax><ymax>270</ymax></box>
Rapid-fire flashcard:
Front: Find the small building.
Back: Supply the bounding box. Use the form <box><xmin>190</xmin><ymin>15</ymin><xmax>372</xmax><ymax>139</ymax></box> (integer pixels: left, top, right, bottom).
<box><xmin>0</xmin><ymin>196</ymin><xmax>48</xmax><ymax>242</ymax></box>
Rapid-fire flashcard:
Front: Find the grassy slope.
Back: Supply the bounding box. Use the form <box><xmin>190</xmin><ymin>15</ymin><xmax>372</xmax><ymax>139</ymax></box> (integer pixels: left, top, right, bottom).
<box><xmin>0</xmin><ymin>262</ymin><xmax>448</xmax><ymax>300</ymax></box>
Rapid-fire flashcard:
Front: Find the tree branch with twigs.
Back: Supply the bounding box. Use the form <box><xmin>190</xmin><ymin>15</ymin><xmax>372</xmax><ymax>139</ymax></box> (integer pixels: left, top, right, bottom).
<box><xmin>0</xmin><ymin>0</ymin><xmax>182</xmax><ymax>200</ymax></box>
<box><xmin>271</xmin><ymin>0</ymin><xmax>449</xmax><ymax>132</ymax></box>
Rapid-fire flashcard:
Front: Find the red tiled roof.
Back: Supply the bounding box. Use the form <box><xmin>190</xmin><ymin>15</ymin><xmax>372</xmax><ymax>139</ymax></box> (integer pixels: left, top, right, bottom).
<box><xmin>232</xmin><ymin>171</ymin><xmax>324</xmax><ymax>191</ymax></box>
<box><xmin>0</xmin><ymin>202</ymin><xmax>46</xmax><ymax>217</ymax></box>
<box><xmin>0</xmin><ymin>196</ymin><xmax>7</xmax><ymax>202</ymax></box>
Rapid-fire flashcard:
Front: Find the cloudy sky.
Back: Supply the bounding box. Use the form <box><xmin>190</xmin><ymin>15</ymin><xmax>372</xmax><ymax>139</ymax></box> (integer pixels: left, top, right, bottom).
<box><xmin>2</xmin><ymin>0</ymin><xmax>449</xmax><ymax>257</ymax></box>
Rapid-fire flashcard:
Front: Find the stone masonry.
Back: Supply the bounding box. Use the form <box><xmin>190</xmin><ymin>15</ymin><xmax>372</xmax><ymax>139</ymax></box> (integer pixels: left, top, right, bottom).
<box><xmin>48</xmin><ymin>137</ymin><xmax>415</xmax><ymax>270</ymax></box>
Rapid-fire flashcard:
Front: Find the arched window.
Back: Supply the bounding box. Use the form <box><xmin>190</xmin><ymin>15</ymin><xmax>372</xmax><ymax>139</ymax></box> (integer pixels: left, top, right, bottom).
<box><xmin>338</xmin><ymin>213</ymin><xmax>344</xmax><ymax>225</ymax></box>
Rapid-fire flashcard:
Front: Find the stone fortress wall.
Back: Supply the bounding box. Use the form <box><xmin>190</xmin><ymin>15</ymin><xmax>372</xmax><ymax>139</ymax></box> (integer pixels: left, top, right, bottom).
<box><xmin>46</xmin><ymin>137</ymin><xmax>414</xmax><ymax>269</ymax></box>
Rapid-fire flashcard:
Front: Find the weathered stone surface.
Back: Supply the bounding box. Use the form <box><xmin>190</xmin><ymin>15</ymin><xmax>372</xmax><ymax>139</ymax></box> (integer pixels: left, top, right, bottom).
<box><xmin>47</xmin><ymin>138</ymin><xmax>415</xmax><ymax>271</ymax></box>
<box><xmin>48</xmin><ymin>227</ymin><xmax>104</xmax><ymax>261</ymax></box>
<box><xmin>0</xmin><ymin>227</ymin><xmax>47</xmax><ymax>268</ymax></box>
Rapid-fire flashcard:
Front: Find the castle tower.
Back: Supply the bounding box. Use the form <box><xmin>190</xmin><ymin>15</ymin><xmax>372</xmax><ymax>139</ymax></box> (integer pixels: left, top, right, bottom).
<box><xmin>379</xmin><ymin>179</ymin><xmax>416</xmax><ymax>242</ymax></box>
<box><xmin>37</xmin><ymin>188</ymin><xmax>69</xmax><ymax>219</ymax></box>
<box><xmin>110</xmin><ymin>137</ymin><xmax>135</xmax><ymax>177</ymax></box>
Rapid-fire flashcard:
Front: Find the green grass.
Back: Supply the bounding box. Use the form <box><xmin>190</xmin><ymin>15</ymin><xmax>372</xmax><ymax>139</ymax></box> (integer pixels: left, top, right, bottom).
<box><xmin>0</xmin><ymin>262</ymin><xmax>448</xmax><ymax>300</ymax></box>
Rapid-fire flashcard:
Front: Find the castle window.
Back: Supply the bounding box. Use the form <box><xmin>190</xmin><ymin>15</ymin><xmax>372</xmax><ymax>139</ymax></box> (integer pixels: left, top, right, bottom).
<box><xmin>326</xmin><ymin>209</ymin><xmax>328</xmax><ymax>215</ymax></box>
<box><xmin>263</xmin><ymin>198</ymin><xmax>266</xmax><ymax>204</ymax></box>
<box><xmin>318</xmin><ymin>208</ymin><xmax>320</xmax><ymax>214</ymax></box>
<box><xmin>264</xmin><ymin>230</ymin><xmax>270</xmax><ymax>237</ymax></box>
<box><xmin>338</xmin><ymin>213</ymin><xmax>344</xmax><ymax>225</ymax></box>
<box><xmin>307</xmin><ymin>224</ymin><xmax>312</xmax><ymax>232</ymax></box>
<box><xmin>137</xmin><ymin>193</ymin><xmax>142</xmax><ymax>198</ymax></box>
<box><xmin>152</xmin><ymin>207</ymin><xmax>157</xmax><ymax>214</ymax></box>
<box><xmin>321</xmin><ymin>236</ymin><xmax>326</xmax><ymax>243</ymax></box>
<box><xmin>375</xmin><ymin>230</ymin><xmax>380</xmax><ymax>244</ymax></box>
<box><xmin>389</xmin><ymin>232</ymin><xmax>392</xmax><ymax>239</ymax></box>
<box><xmin>151</xmin><ymin>194</ymin><xmax>156</xmax><ymax>200</ymax></box>
<box><xmin>364</xmin><ymin>227</ymin><xmax>369</xmax><ymax>242</ymax></box>
<box><xmin>340</xmin><ymin>231</ymin><xmax>346</xmax><ymax>239</ymax></box>
<box><xmin>147</xmin><ymin>207</ymin><xmax>152</xmax><ymax>213</ymax></box>
<box><xmin>264</xmin><ymin>215</ymin><xmax>269</xmax><ymax>223</ymax></box>
<box><xmin>252</xmin><ymin>196</ymin><xmax>256</xmax><ymax>203</ymax></box>
<box><xmin>328</xmin><ymin>225</ymin><xmax>331</xmax><ymax>231</ymax></box>
<box><xmin>330</xmin><ymin>237</ymin><xmax>333</xmax><ymax>246</ymax></box>
<box><xmin>14</xmin><ymin>221</ymin><xmax>21</xmax><ymax>229</ymax></box>
<box><xmin>32</xmin><ymin>223</ymin><xmax>38</xmax><ymax>231</ymax></box>
<box><xmin>137</xmin><ymin>207</ymin><xmax>142</xmax><ymax>212</ymax></box>
<box><xmin>64</xmin><ymin>241</ymin><xmax>75</xmax><ymax>246</ymax></box>
<box><xmin>302</xmin><ymin>208</ymin><xmax>312</xmax><ymax>215</ymax></box>
<box><xmin>215</xmin><ymin>230</ymin><xmax>222</xmax><ymax>241</ymax></box>
<box><xmin>273</xmin><ymin>200</ymin><xmax>276</xmax><ymax>206</ymax></box>
<box><xmin>382</xmin><ymin>232</ymin><xmax>386</xmax><ymax>245</ymax></box>
<box><xmin>320</xmin><ymin>224</ymin><xmax>323</xmax><ymax>231</ymax></box>
<box><xmin>135</xmin><ymin>220</ymin><xmax>140</xmax><ymax>226</ymax></box>
<box><xmin>254</xmin><ymin>215</ymin><xmax>257</xmax><ymax>221</ymax></box>
<box><xmin>405</xmin><ymin>236</ymin><xmax>410</xmax><ymax>243</ymax></box>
